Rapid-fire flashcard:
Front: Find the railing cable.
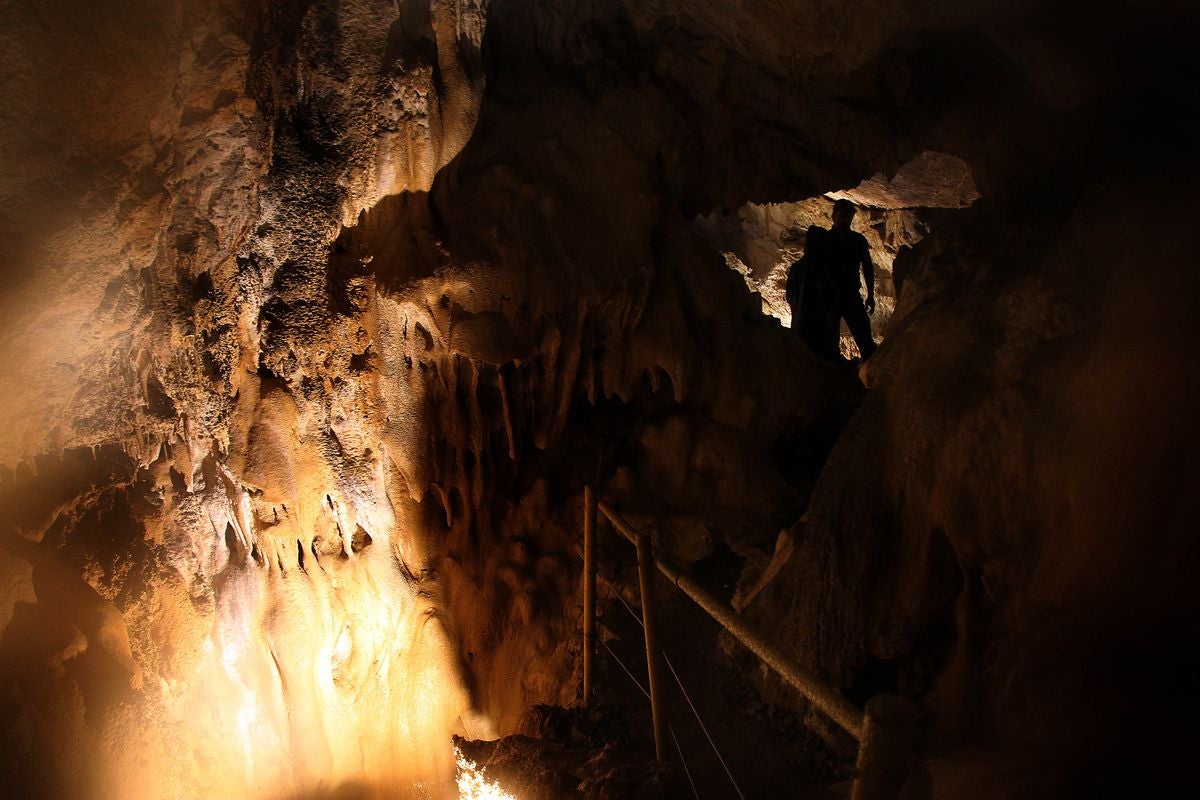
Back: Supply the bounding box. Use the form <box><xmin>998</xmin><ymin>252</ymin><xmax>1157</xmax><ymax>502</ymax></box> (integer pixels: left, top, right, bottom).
<box><xmin>663</xmin><ymin>651</ymin><xmax>746</xmax><ymax>800</ymax></box>
<box><xmin>598</xmin><ymin>501</ymin><xmax>866</xmax><ymax>739</ymax></box>
<box><xmin>587</xmin><ymin>494</ymin><xmax>919</xmax><ymax>800</ymax></box>
<box><xmin>613</xmin><ymin>586</ymin><xmax>644</xmax><ymax>629</ymax></box>
<box><xmin>669</xmin><ymin>723</ymin><xmax>700</xmax><ymax>800</ymax></box>
<box><xmin>612</xmin><ymin>582</ymin><xmax>745</xmax><ymax>800</ymax></box>
<box><xmin>598</xmin><ymin>636</ymin><xmax>650</xmax><ymax>700</ymax></box>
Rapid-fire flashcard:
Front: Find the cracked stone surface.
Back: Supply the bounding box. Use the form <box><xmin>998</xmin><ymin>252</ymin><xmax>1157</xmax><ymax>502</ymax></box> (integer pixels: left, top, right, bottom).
<box><xmin>1</xmin><ymin>1</ymin><xmax>1198</xmax><ymax>798</ymax></box>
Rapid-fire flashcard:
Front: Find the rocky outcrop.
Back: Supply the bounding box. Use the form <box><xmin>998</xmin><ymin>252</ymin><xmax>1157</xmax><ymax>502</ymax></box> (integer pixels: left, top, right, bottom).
<box><xmin>735</xmin><ymin>10</ymin><xmax>1200</xmax><ymax>796</ymax></box>
<box><xmin>2</xmin><ymin>1</ymin><xmax>1197</xmax><ymax>798</ymax></box>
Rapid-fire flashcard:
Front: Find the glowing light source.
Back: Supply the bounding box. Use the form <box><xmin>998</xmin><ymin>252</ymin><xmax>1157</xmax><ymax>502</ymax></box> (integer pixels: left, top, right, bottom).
<box><xmin>455</xmin><ymin>747</ymin><xmax>518</xmax><ymax>800</ymax></box>
<box><xmin>127</xmin><ymin>479</ymin><xmax>480</xmax><ymax>800</ymax></box>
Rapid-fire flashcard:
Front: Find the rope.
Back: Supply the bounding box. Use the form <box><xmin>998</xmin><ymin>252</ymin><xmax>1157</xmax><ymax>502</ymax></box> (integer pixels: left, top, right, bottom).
<box><xmin>611</xmin><ymin>583</ymin><xmax>746</xmax><ymax>800</ymax></box>
<box><xmin>613</xmin><ymin>587</ymin><xmax>644</xmax><ymax>629</ymax></box>
<box><xmin>664</xmin><ymin>652</ymin><xmax>747</xmax><ymax>800</ymax></box>
<box><xmin>669</xmin><ymin>723</ymin><xmax>700</xmax><ymax>800</ymax></box>
<box><xmin>598</xmin><ymin>636</ymin><xmax>649</xmax><ymax>699</ymax></box>
<box><xmin>597</xmin><ymin>500</ymin><xmax>865</xmax><ymax>739</ymax></box>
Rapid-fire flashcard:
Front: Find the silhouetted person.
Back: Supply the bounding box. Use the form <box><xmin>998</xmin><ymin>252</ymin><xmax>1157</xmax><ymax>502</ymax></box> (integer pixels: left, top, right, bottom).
<box><xmin>787</xmin><ymin>225</ymin><xmax>838</xmax><ymax>360</ymax></box>
<box><xmin>824</xmin><ymin>199</ymin><xmax>877</xmax><ymax>361</ymax></box>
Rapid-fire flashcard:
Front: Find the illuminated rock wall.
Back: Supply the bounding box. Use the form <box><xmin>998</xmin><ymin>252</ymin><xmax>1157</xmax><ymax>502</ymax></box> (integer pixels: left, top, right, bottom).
<box><xmin>1</xmin><ymin>1</ymin><xmax>835</xmax><ymax>794</ymax></box>
<box><xmin>0</xmin><ymin>1</ymin><xmax>495</xmax><ymax>796</ymax></box>
<box><xmin>2</xmin><ymin>1</ymin><xmax>1198</xmax><ymax>798</ymax></box>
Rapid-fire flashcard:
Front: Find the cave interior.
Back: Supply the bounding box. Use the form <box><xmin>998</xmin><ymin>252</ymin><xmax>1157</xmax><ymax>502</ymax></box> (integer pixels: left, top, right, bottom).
<box><xmin>1</xmin><ymin>1</ymin><xmax>1197</xmax><ymax>798</ymax></box>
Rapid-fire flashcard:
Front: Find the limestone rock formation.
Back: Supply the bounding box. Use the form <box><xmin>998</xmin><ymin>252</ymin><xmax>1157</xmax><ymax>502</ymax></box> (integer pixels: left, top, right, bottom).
<box><xmin>2</xmin><ymin>0</ymin><xmax>1198</xmax><ymax>798</ymax></box>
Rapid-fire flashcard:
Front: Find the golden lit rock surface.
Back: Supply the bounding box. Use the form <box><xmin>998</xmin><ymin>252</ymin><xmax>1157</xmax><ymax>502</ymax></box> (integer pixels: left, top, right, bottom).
<box><xmin>2</xmin><ymin>1</ymin><xmax>1198</xmax><ymax>798</ymax></box>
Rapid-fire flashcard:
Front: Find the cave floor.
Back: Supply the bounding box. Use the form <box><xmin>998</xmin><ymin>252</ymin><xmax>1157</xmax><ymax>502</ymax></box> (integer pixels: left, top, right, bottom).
<box><xmin>460</xmin><ymin>543</ymin><xmax>853</xmax><ymax>799</ymax></box>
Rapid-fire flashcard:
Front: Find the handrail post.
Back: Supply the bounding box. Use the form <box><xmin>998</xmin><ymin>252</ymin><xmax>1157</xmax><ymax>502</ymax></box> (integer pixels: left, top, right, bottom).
<box><xmin>597</xmin><ymin>500</ymin><xmax>864</xmax><ymax>739</ymax></box>
<box><xmin>596</xmin><ymin>500</ymin><xmax>917</xmax><ymax>784</ymax></box>
<box><xmin>636</xmin><ymin>532</ymin><xmax>667</xmax><ymax>762</ymax></box>
<box><xmin>851</xmin><ymin>694</ymin><xmax>917</xmax><ymax>800</ymax></box>
<box><xmin>582</xmin><ymin>484</ymin><xmax>597</xmax><ymax>706</ymax></box>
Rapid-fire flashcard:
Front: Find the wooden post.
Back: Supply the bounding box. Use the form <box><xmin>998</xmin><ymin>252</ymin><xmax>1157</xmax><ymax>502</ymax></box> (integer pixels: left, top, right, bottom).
<box><xmin>636</xmin><ymin>532</ymin><xmax>667</xmax><ymax>762</ymax></box>
<box><xmin>598</xmin><ymin>500</ymin><xmax>865</xmax><ymax>739</ymax></box>
<box><xmin>598</xmin><ymin>501</ymin><xmax>910</xmax><ymax>781</ymax></box>
<box><xmin>582</xmin><ymin>484</ymin><xmax>597</xmax><ymax>706</ymax></box>
<box><xmin>851</xmin><ymin>694</ymin><xmax>918</xmax><ymax>800</ymax></box>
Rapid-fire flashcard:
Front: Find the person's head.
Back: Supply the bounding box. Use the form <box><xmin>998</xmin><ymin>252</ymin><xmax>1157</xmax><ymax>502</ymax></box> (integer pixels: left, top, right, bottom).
<box><xmin>832</xmin><ymin>199</ymin><xmax>857</xmax><ymax>230</ymax></box>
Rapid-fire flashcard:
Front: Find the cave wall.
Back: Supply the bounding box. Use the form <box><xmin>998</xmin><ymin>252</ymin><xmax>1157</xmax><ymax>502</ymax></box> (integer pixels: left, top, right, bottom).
<box><xmin>692</xmin><ymin>150</ymin><xmax>980</xmax><ymax>349</ymax></box>
<box><xmin>1</xmin><ymin>0</ymin><xmax>846</xmax><ymax>794</ymax></box>
<box><xmin>2</xmin><ymin>0</ymin><xmax>1198</xmax><ymax>798</ymax></box>
<box><xmin>743</xmin><ymin>182</ymin><xmax>1200</xmax><ymax>797</ymax></box>
<box><xmin>1</xmin><ymin>1</ymin><xmax>498</xmax><ymax>796</ymax></box>
<box><xmin>735</xmin><ymin>5</ymin><xmax>1200</xmax><ymax>795</ymax></box>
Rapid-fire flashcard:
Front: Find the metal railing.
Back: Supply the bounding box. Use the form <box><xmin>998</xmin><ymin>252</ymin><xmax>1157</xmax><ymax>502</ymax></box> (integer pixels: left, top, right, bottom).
<box><xmin>581</xmin><ymin>490</ymin><xmax>917</xmax><ymax>800</ymax></box>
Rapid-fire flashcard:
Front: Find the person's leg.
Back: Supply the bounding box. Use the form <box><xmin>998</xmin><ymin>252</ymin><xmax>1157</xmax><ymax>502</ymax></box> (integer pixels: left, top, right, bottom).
<box><xmin>802</xmin><ymin>313</ymin><xmax>834</xmax><ymax>360</ymax></box>
<box><xmin>826</xmin><ymin>309</ymin><xmax>844</xmax><ymax>361</ymax></box>
<box><xmin>841</xmin><ymin>296</ymin><xmax>877</xmax><ymax>360</ymax></box>
<box><xmin>801</xmin><ymin>283</ymin><xmax>837</xmax><ymax>361</ymax></box>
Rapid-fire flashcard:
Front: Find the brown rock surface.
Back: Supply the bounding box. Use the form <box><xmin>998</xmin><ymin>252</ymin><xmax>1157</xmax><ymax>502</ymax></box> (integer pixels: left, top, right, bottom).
<box><xmin>1</xmin><ymin>0</ymin><xmax>1198</xmax><ymax>798</ymax></box>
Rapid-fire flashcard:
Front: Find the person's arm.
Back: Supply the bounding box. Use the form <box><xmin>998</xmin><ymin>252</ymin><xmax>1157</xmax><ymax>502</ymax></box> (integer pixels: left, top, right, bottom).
<box><xmin>861</xmin><ymin>237</ymin><xmax>875</xmax><ymax>314</ymax></box>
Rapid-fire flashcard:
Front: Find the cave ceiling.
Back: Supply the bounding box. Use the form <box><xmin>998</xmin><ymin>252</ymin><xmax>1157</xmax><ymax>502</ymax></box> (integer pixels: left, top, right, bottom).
<box><xmin>1</xmin><ymin>0</ymin><xmax>1197</xmax><ymax>797</ymax></box>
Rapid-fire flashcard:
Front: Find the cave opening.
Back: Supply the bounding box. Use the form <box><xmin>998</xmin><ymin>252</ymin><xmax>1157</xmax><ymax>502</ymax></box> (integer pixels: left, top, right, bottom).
<box><xmin>3</xmin><ymin>1</ymin><xmax>1199</xmax><ymax>798</ymax></box>
<box><xmin>694</xmin><ymin>150</ymin><xmax>981</xmax><ymax>365</ymax></box>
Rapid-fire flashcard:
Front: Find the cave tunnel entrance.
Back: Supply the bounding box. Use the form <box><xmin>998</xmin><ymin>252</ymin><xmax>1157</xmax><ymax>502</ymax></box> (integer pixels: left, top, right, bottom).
<box><xmin>497</xmin><ymin>151</ymin><xmax>989</xmax><ymax>798</ymax></box>
<box><xmin>694</xmin><ymin>151</ymin><xmax>981</xmax><ymax>362</ymax></box>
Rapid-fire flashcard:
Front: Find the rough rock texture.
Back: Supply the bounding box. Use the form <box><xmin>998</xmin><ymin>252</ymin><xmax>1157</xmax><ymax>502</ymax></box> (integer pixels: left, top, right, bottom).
<box><xmin>2</xmin><ymin>0</ymin><xmax>1198</xmax><ymax>798</ymax></box>
<box><xmin>743</xmin><ymin>183</ymin><xmax>1200</xmax><ymax>796</ymax></box>
<box><xmin>696</xmin><ymin>200</ymin><xmax>906</xmax><ymax>347</ymax></box>
<box><xmin>1</xmin><ymin>2</ymin><xmax>497</xmax><ymax>797</ymax></box>
<box><xmin>734</xmin><ymin>7</ymin><xmax>1200</xmax><ymax>797</ymax></box>
<box><xmin>1</xmin><ymin>0</ymin><xmax>835</xmax><ymax>796</ymax></box>
<box><xmin>693</xmin><ymin>152</ymin><xmax>978</xmax><ymax>359</ymax></box>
